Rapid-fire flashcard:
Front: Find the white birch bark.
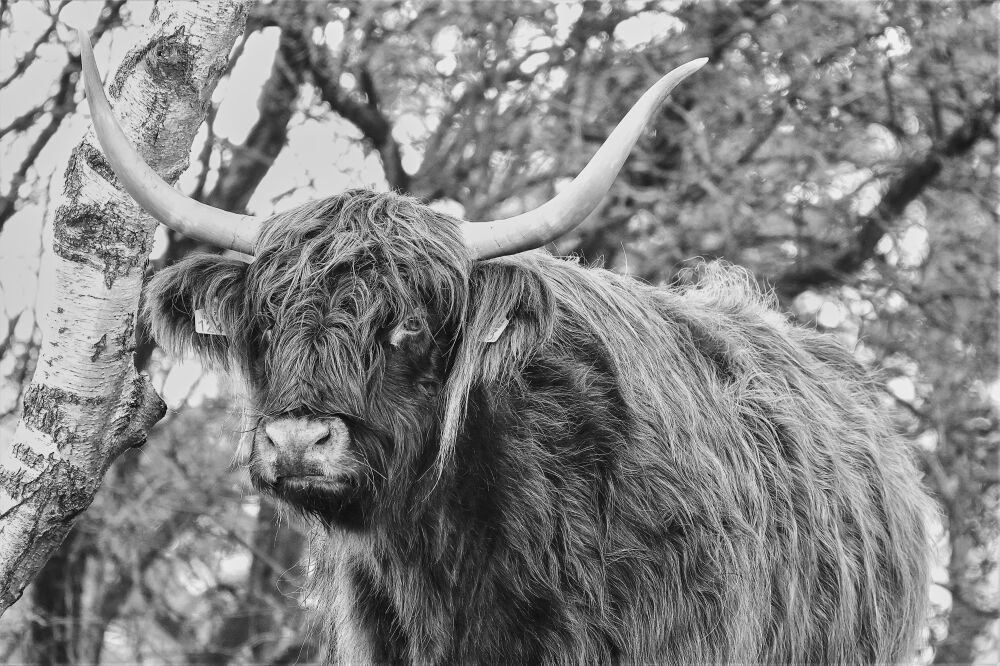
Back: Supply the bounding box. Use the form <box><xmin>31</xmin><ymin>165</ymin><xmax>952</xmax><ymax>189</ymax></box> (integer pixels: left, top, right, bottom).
<box><xmin>0</xmin><ymin>0</ymin><xmax>254</xmax><ymax>613</ymax></box>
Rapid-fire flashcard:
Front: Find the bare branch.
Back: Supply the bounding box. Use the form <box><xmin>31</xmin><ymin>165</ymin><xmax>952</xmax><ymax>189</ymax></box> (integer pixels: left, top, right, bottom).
<box><xmin>0</xmin><ymin>0</ymin><xmax>125</xmax><ymax>232</ymax></box>
<box><xmin>774</xmin><ymin>111</ymin><xmax>997</xmax><ymax>298</ymax></box>
<box><xmin>189</xmin><ymin>104</ymin><xmax>218</xmax><ymax>203</ymax></box>
<box><xmin>304</xmin><ymin>34</ymin><xmax>410</xmax><ymax>192</ymax></box>
<box><xmin>0</xmin><ymin>103</ymin><xmax>46</xmax><ymax>140</ymax></box>
<box><xmin>0</xmin><ymin>0</ymin><xmax>71</xmax><ymax>90</ymax></box>
<box><xmin>204</xmin><ymin>25</ymin><xmax>305</xmax><ymax>213</ymax></box>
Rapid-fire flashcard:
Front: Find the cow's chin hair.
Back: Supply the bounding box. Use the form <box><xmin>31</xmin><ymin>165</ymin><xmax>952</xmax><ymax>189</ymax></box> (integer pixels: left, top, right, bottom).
<box><xmin>259</xmin><ymin>475</ymin><xmax>368</xmax><ymax>528</ymax></box>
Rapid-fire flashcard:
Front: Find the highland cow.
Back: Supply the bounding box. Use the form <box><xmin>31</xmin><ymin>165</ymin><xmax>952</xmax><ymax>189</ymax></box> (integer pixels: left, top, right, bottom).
<box><xmin>81</xmin><ymin>34</ymin><xmax>932</xmax><ymax>664</ymax></box>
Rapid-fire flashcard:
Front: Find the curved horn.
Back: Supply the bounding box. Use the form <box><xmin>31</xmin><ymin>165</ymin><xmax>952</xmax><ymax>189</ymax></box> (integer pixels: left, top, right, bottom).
<box><xmin>461</xmin><ymin>58</ymin><xmax>708</xmax><ymax>260</ymax></box>
<box><xmin>78</xmin><ymin>30</ymin><xmax>260</xmax><ymax>254</ymax></box>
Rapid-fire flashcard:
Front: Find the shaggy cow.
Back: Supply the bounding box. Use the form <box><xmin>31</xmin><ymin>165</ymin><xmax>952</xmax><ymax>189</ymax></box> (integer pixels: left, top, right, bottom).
<box><xmin>81</xmin><ymin>35</ymin><xmax>932</xmax><ymax>664</ymax></box>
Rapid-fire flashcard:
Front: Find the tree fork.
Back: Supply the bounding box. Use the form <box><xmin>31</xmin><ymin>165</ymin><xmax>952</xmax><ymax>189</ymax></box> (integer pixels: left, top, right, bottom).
<box><xmin>0</xmin><ymin>0</ymin><xmax>253</xmax><ymax>614</ymax></box>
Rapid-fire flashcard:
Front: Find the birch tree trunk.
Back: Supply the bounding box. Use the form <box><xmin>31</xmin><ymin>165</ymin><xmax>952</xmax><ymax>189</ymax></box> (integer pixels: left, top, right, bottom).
<box><xmin>0</xmin><ymin>0</ymin><xmax>253</xmax><ymax>613</ymax></box>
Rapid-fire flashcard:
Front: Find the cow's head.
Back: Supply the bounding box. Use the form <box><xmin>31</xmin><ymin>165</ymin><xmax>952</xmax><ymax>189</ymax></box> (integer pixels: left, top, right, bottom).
<box><xmin>79</xmin><ymin>33</ymin><xmax>705</xmax><ymax>526</ymax></box>
<box><xmin>145</xmin><ymin>192</ymin><xmax>470</xmax><ymax>526</ymax></box>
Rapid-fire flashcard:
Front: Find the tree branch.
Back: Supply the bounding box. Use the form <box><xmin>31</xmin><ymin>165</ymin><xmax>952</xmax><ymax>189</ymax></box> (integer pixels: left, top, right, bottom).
<box><xmin>774</xmin><ymin>112</ymin><xmax>996</xmax><ymax>299</ymax></box>
<box><xmin>0</xmin><ymin>0</ymin><xmax>71</xmax><ymax>90</ymax></box>
<box><xmin>204</xmin><ymin>24</ymin><xmax>306</xmax><ymax>213</ymax></box>
<box><xmin>0</xmin><ymin>0</ymin><xmax>125</xmax><ymax>232</ymax></box>
<box><xmin>300</xmin><ymin>29</ymin><xmax>410</xmax><ymax>192</ymax></box>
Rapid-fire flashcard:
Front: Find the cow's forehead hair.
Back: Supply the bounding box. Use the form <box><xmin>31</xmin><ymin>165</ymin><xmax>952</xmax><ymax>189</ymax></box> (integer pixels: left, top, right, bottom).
<box><xmin>226</xmin><ymin>190</ymin><xmax>471</xmax><ymax>413</ymax></box>
<box><xmin>245</xmin><ymin>189</ymin><xmax>471</xmax><ymax>329</ymax></box>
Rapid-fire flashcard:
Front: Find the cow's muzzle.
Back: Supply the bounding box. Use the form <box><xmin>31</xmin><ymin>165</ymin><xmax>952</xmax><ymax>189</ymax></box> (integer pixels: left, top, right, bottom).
<box><xmin>252</xmin><ymin>416</ymin><xmax>353</xmax><ymax>486</ymax></box>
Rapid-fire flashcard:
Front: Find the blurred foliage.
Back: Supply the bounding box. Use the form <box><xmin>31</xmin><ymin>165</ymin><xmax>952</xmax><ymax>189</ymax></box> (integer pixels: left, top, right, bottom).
<box><xmin>0</xmin><ymin>0</ymin><xmax>996</xmax><ymax>662</ymax></box>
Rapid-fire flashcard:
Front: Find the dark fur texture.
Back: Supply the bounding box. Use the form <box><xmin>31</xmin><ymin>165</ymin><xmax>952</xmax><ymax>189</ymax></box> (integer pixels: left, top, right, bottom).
<box><xmin>146</xmin><ymin>189</ymin><xmax>933</xmax><ymax>664</ymax></box>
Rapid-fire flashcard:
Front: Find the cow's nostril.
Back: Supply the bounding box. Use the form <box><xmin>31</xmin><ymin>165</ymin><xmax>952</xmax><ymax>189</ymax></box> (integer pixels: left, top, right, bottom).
<box><xmin>263</xmin><ymin>418</ymin><xmax>332</xmax><ymax>452</ymax></box>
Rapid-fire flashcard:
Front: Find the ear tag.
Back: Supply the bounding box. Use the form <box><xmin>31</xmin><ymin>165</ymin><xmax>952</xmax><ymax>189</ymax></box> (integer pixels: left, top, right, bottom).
<box><xmin>194</xmin><ymin>308</ymin><xmax>226</xmax><ymax>336</ymax></box>
<box><xmin>482</xmin><ymin>317</ymin><xmax>509</xmax><ymax>344</ymax></box>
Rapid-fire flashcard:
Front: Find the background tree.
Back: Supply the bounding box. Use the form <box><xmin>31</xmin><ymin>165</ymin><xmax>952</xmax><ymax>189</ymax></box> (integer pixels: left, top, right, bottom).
<box><xmin>1</xmin><ymin>0</ymin><xmax>995</xmax><ymax>662</ymax></box>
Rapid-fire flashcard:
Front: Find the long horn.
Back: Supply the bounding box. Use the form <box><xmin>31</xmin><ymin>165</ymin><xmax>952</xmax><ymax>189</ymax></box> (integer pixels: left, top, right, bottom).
<box><xmin>461</xmin><ymin>58</ymin><xmax>708</xmax><ymax>260</ymax></box>
<box><xmin>78</xmin><ymin>30</ymin><xmax>260</xmax><ymax>254</ymax></box>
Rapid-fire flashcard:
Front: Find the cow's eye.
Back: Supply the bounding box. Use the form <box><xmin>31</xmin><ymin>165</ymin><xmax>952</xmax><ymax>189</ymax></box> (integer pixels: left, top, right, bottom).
<box><xmin>418</xmin><ymin>379</ymin><xmax>439</xmax><ymax>397</ymax></box>
<box><xmin>389</xmin><ymin>315</ymin><xmax>426</xmax><ymax>348</ymax></box>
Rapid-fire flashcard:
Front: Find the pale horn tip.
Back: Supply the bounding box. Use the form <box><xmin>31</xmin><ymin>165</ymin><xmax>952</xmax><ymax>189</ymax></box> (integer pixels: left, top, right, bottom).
<box><xmin>75</xmin><ymin>28</ymin><xmax>94</xmax><ymax>58</ymax></box>
<box><xmin>462</xmin><ymin>55</ymin><xmax>709</xmax><ymax>260</ymax></box>
<box><xmin>672</xmin><ymin>57</ymin><xmax>709</xmax><ymax>79</ymax></box>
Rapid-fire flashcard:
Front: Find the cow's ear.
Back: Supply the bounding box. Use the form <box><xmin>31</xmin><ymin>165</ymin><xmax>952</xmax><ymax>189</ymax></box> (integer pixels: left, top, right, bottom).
<box><xmin>143</xmin><ymin>254</ymin><xmax>249</xmax><ymax>368</ymax></box>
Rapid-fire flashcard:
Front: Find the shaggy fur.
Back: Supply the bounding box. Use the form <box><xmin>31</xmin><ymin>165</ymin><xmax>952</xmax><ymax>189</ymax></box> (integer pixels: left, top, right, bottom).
<box><xmin>145</xmin><ymin>189</ymin><xmax>933</xmax><ymax>664</ymax></box>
